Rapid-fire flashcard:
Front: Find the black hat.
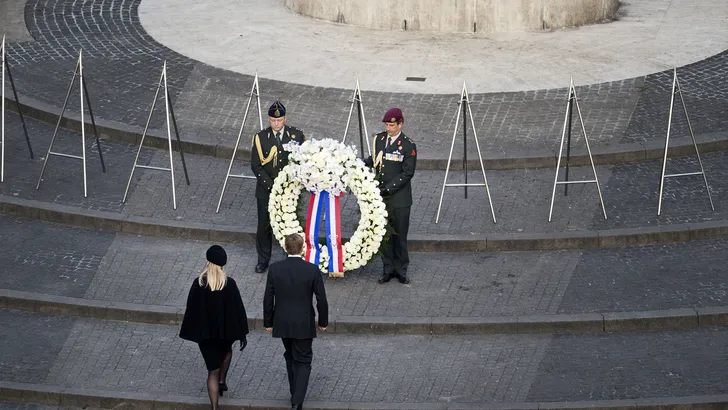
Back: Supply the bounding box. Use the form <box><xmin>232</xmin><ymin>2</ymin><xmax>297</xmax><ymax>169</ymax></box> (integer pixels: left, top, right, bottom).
<box><xmin>206</xmin><ymin>245</ymin><xmax>227</xmax><ymax>267</ymax></box>
<box><xmin>268</xmin><ymin>100</ymin><xmax>286</xmax><ymax>118</ymax></box>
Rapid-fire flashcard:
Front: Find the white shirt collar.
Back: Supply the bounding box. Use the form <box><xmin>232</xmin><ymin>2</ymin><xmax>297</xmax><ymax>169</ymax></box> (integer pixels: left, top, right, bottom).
<box><xmin>388</xmin><ymin>132</ymin><xmax>401</xmax><ymax>143</ymax></box>
<box><xmin>288</xmin><ymin>254</ymin><xmax>302</xmax><ymax>258</ymax></box>
<box><xmin>274</xmin><ymin>126</ymin><xmax>285</xmax><ymax>138</ymax></box>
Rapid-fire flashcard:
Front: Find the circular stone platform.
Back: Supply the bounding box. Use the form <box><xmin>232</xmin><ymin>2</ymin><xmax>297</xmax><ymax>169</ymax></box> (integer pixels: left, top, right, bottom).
<box><xmin>139</xmin><ymin>0</ymin><xmax>728</xmax><ymax>93</ymax></box>
<box><xmin>285</xmin><ymin>0</ymin><xmax>620</xmax><ymax>33</ymax></box>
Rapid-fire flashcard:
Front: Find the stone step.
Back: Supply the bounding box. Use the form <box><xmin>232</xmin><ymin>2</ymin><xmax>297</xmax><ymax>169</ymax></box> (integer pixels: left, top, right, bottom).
<box><xmin>2</xmin><ymin>113</ymin><xmax>728</xmax><ymax>251</ymax></box>
<box><xmin>3</xmin><ymin>383</ymin><xmax>728</xmax><ymax>410</ymax></box>
<box><xmin>1</xmin><ymin>214</ymin><xmax>727</xmax><ymax>334</ymax></box>
<box><xmin>3</xmin><ymin>289</ymin><xmax>726</xmax><ymax>335</ymax></box>
<box><xmin>6</xmin><ymin>96</ymin><xmax>728</xmax><ymax>171</ymax></box>
<box><xmin>2</xmin><ymin>309</ymin><xmax>728</xmax><ymax>408</ymax></box>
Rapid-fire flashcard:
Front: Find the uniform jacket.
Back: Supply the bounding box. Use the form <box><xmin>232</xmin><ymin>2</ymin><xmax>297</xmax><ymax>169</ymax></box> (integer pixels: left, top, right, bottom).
<box><xmin>263</xmin><ymin>257</ymin><xmax>328</xmax><ymax>339</ymax></box>
<box><xmin>250</xmin><ymin>125</ymin><xmax>306</xmax><ymax>198</ymax></box>
<box><xmin>364</xmin><ymin>131</ymin><xmax>417</xmax><ymax>209</ymax></box>
<box><xmin>179</xmin><ymin>277</ymin><xmax>250</xmax><ymax>344</ymax></box>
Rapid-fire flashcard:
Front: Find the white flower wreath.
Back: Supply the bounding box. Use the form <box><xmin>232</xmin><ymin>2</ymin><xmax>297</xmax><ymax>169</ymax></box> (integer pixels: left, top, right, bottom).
<box><xmin>269</xmin><ymin>138</ymin><xmax>388</xmax><ymax>274</ymax></box>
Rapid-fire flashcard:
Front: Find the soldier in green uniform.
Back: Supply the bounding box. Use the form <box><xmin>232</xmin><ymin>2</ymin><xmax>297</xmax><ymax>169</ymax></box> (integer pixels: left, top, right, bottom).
<box><xmin>364</xmin><ymin>108</ymin><xmax>417</xmax><ymax>284</ymax></box>
<box><xmin>251</xmin><ymin>101</ymin><xmax>306</xmax><ymax>273</ymax></box>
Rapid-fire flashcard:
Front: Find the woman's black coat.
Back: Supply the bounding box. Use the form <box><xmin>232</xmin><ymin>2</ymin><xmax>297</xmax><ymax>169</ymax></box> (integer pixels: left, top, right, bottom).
<box><xmin>179</xmin><ymin>277</ymin><xmax>249</xmax><ymax>343</ymax></box>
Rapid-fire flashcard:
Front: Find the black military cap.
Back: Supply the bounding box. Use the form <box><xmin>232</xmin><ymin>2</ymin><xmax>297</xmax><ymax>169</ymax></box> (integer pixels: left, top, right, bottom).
<box><xmin>268</xmin><ymin>100</ymin><xmax>286</xmax><ymax>118</ymax></box>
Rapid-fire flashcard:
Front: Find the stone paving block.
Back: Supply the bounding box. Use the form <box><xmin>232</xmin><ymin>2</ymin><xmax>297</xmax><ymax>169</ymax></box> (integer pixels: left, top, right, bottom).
<box><xmin>245</xmin><ymin>399</ymin><xmax>298</xmax><ymax>410</ymax></box>
<box><xmin>208</xmin><ymin>226</ymin><xmax>255</xmax><ymax>245</ymax></box>
<box><xmin>120</xmin><ymin>217</ymin><xmax>210</xmax><ymax>240</ymax></box>
<box><xmin>0</xmin><ymin>199</ymin><xmax>40</xmax><ymax>220</ymax></box>
<box><xmin>430</xmin><ymin>316</ymin><xmax>518</xmax><ymax>335</ymax></box>
<box><xmin>407</xmin><ymin>235</ymin><xmax>480</xmax><ymax>252</ymax></box>
<box><xmin>590</xmin><ymin>143</ymin><xmax>647</xmax><ymax>166</ymax></box>
<box><xmin>333</xmin><ymin>316</ymin><xmax>432</xmax><ymax>334</ymax></box>
<box><xmin>697</xmin><ymin>307</ymin><xmax>728</xmax><ymax>328</ymax></box>
<box><xmin>517</xmin><ymin>313</ymin><xmax>604</xmax><ymax>334</ymax></box>
<box><xmin>634</xmin><ymin>395</ymin><xmax>728</xmax><ymax>410</ymax></box>
<box><xmin>686</xmin><ymin>221</ymin><xmax>728</xmax><ymax>242</ymax></box>
<box><xmin>487</xmin><ymin>231</ymin><xmax>600</xmax><ymax>252</ymax></box>
<box><xmin>34</xmin><ymin>294</ymin><xmax>109</xmax><ymax>319</ymax></box>
<box><xmin>597</xmin><ymin>225</ymin><xmax>692</xmax><ymax>249</ymax></box>
<box><xmin>35</xmin><ymin>206</ymin><xmax>123</xmax><ymax>232</ymax></box>
<box><xmin>0</xmin><ymin>382</ymin><xmax>29</xmax><ymax>404</ymax></box>
<box><xmin>19</xmin><ymin>385</ymin><xmax>63</xmax><ymax>407</ymax></box>
<box><xmin>604</xmin><ymin>309</ymin><xmax>698</xmax><ymax>332</ymax></box>
<box><xmin>302</xmin><ymin>401</ymin><xmax>354</xmax><ymax>410</ymax></box>
<box><xmin>537</xmin><ymin>400</ymin><xmax>636</xmax><ymax>409</ymax></box>
<box><xmin>104</xmin><ymin>301</ymin><xmax>179</xmax><ymax>324</ymax></box>
<box><xmin>152</xmin><ymin>395</ymin><xmax>208</xmax><ymax>410</ymax></box>
<box><xmin>60</xmin><ymin>388</ymin><xmax>155</xmax><ymax>410</ymax></box>
<box><xmin>603</xmin><ymin>309</ymin><xmax>698</xmax><ymax>332</ymax></box>
<box><xmin>448</xmin><ymin>403</ymin><xmax>539</xmax><ymax>410</ymax></box>
<box><xmin>352</xmin><ymin>403</ymin><xmax>446</xmax><ymax>410</ymax></box>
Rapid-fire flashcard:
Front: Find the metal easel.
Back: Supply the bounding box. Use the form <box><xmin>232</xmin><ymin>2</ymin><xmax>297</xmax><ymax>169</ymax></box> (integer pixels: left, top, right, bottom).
<box><xmin>657</xmin><ymin>68</ymin><xmax>714</xmax><ymax>215</ymax></box>
<box><xmin>36</xmin><ymin>49</ymin><xmax>106</xmax><ymax>197</ymax></box>
<box><xmin>123</xmin><ymin>61</ymin><xmax>190</xmax><ymax>209</ymax></box>
<box><xmin>548</xmin><ymin>77</ymin><xmax>607</xmax><ymax>221</ymax></box>
<box><xmin>436</xmin><ymin>81</ymin><xmax>496</xmax><ymax>224</ymax></box>
<box><xmin>1</xmin><ymin>34</ymin><xmax>35</xmax><ymax>182</ymax></box>
<box><xmin>341</xmin><ymin>78</ymin><xmax>371</xmax><ymax>157</ymax></box>
<box><xmin>216</xmin><ymin>72</ymin><xmax>264</xmax><ymax>213</ymax></box>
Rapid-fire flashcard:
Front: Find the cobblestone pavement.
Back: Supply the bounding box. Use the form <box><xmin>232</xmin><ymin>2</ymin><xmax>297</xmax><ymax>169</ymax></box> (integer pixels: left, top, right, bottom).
<box><xmin>2</xmin><ymin>214</ymin><xmax>727</xmax><ymax>317</ymax></box>
<box><xmin>0</xmin><ymin>404</ymin><xmax>102</xmax><ymax>410</ymax></box>
<box><xmin>2</xmin><ymin>114</ymin><xmax>728</xmax><ymax>236</ymax></box>
<box><xmin>2</xmin><ymin>309</ymin><xmax>728</xmax><ymax>404</ymax></box>
<box><xmin>3</xmin><ymin>0</ymin><xmax>728</xmax><ymax>160</ymax></box>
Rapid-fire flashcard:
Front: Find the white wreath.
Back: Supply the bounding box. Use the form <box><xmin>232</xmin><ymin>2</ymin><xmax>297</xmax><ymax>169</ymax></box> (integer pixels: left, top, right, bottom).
<box><xmin>269</xmin><ymin>138</ymin><xmax>388</xmax><ymax>274</ymax></box>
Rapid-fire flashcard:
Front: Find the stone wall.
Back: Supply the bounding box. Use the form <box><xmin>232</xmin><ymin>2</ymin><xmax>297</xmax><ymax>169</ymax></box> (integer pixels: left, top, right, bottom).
<box><xmin>284</xmin><ymin>0</ymin><xmax>620</xmax><ymax>33</ymax></box>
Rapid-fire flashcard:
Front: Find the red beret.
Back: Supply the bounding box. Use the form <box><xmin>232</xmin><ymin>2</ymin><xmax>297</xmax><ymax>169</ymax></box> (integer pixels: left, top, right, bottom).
<box><xmin>382</xmin><ymin>108</ymin><xmax>404</xmax><ymax>123</ymax></box>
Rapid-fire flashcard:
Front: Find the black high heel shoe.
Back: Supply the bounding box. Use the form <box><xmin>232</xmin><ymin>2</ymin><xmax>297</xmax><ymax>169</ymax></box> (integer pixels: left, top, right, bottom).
<box><xmin>219</xmin><ymin>382</ymin><xmax>228</xmax><ymax>396</ymax></box>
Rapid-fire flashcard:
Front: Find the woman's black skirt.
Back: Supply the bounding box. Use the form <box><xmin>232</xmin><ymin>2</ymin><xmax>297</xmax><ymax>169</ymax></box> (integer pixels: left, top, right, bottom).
<box><xmin>198</xmin><ymin>339</ymin><xmax>234</xmax><ymax>371</ymax></box>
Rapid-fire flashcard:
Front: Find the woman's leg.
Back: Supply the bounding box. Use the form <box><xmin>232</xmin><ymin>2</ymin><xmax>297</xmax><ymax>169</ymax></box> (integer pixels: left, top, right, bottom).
<box><xmin>220</xmin><ymin>348</ymin><xmax>232</xmax><ymax>385</ymax></box>
<box><xmin>207</xmin><ymin>369</ymin><xmax>220</xmax><ymax>409</ymax></box>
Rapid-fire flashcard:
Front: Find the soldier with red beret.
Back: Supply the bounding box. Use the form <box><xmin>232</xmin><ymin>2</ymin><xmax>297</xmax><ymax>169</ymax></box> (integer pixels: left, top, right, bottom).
<box><xmin>251</xmin><ymin>101</ymin><xmax>306</xmax><ymax>273</ymax></box>
<box><xmin>364</xmin><ymin>107</ymin><xmax>417</xmax><ymax>284</ymax></box>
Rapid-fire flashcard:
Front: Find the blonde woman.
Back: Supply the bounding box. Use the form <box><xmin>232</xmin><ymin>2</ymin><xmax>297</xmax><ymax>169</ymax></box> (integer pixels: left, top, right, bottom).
<box><xmin>180</xmin><ymin>245</ymin><xmax>249</xmax><ymax>410</ymax></box>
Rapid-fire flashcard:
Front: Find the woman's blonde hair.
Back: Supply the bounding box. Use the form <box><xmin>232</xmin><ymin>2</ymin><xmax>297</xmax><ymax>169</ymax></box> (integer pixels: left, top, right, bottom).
<box><xmin>199</xmin><ymin>262</ymin><xmax>227</xmax><ymax>291</ymax></box>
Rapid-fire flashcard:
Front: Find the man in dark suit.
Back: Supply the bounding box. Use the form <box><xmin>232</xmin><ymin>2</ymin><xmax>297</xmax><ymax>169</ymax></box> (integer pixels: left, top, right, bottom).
<box><xmin>251</xmin><ymin>101</ymin><xmax>306</xmax><ymax>273</ymax></box>
<box><xmin>364</xmin><ymin>107</ymin><xmax>417</xmax><ymax>285</ymax></box>
<box><xmin>264</xmin><ymin>233</ymin><xmax>328</xmax><ymax>410</ymax></box>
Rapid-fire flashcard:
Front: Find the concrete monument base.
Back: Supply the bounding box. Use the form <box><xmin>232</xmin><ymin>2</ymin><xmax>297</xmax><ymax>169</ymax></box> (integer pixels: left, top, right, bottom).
<box><xmin>284</xmin><ymin>0</ymin><xmax>620</xmax><ymax>33</ymax></box>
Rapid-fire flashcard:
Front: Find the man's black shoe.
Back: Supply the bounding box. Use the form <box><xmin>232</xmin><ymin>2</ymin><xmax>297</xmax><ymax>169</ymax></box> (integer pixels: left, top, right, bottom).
<box><xmin>292</xmin><ymin>404</ymin><xmax>303</xmax><ymax>410</ymax></box>
<box><xmin>398</xmin><ymin>275</ymin><xmax>410</xmax><ymax>284</ymax></box>
<box><xmin>255</xmin><ymin>262</ymin><xmax>268</xmax><ymax>273</ymax></box>
<box><xmin>377</xmin><ymin>274</ymin><xmax>393</xmax><ymax>284</ymax></box>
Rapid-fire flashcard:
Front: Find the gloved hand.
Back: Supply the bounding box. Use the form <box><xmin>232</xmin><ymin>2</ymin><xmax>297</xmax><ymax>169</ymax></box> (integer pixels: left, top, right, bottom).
<box><xmin>379</xmin><ymin>187</ymin><xmax>389</xmax><ymax>197</ymax></box>
<box><xmin>239</xmin><ymin>336</ymin><xmax>248</xmax><ymax>351</ymax></box>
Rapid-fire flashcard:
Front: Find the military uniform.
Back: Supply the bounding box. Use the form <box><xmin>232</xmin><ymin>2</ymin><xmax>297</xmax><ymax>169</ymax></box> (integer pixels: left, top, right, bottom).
<box><xmin>364</xmin><ymin>111</ymin><xmax>417</xmax><ymax>284</ymax></box>
<box><xmin>251</xmin><ymin>102</ymin><xmax>306</xmax><ymax>271</ymax></box>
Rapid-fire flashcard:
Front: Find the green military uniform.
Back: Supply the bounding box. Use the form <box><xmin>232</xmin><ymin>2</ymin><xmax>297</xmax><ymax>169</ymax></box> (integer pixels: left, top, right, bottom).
<box><xmin>251</xmin><ymin>124</ymin><xmax>306</xmax><ymax>266</ymax></box>
<box><xmin>364</xmin><ymin>131</ymin><xmax>417</xmax><ymax>282</ymax></box>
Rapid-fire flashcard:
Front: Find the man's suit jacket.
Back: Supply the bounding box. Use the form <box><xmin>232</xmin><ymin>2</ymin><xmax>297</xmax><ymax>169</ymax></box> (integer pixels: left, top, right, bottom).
<box><xmin>364</xmin><ymin>131</ymin><xmax>417</xmax><ymax>210</ymax></box>
<box><xmin>263</xmin><ymin>256</ymin><xmax>328</xmax><ymax>339</ymax></box>
<box><xmin>251</xmin><ymin>125</ymin><xmax>306</xmax><ymax>199</ymax></box>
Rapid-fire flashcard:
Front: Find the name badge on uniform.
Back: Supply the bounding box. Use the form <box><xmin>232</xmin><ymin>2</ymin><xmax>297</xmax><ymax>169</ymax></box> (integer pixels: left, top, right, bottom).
<box><xmin>385</xmin><ymin>153</ymin><xmax>404</xmax><ymax>162</ymax></box>
<box><xmin>282</xmin><ymin>141</ymin><xmax>299</xmax><ymax>152</ymax></box>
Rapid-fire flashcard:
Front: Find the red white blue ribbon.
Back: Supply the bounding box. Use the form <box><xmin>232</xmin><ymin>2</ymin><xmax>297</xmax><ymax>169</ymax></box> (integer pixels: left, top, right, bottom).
<box><xmin>304</xmin><ymin>191</ymin><xmax>344</xmax><ymax>273</ymax></box>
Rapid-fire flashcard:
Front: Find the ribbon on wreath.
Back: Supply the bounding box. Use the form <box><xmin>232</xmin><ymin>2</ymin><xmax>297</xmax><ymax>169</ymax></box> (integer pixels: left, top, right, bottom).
<box><xmin>304</xmin><ymin>191</ymin><xmax>344</xmax><ymax>275</ymax></box>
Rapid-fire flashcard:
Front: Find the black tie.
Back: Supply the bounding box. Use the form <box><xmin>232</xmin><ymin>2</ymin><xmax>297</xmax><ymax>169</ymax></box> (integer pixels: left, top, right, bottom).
<box><xmin>275</xmin><ymin>131</ymin><xmax>281</xmax><ymax>144</ymax></box>
<box><xmin>385</xmin><ymin>137</ymin><xmax>391</xmax><ymax>149</ymax></box>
